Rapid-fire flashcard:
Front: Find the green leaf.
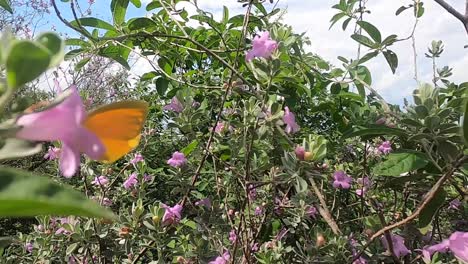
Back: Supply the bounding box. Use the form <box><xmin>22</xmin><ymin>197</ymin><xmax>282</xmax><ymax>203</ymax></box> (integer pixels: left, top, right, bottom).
<box><xmin>98</xmin><ymin>44</ymin><xmax>131</xmax><ymax>70</ymax></box>
<box><xmin>74</xmin><ymin>57</ymin><xmax>91</xmax><ymax>71</ymax></box>
<box><xmin>66</xmin><ymin>242</ymin><xmax>80</xmax><ymax>255</ymax></box>
<box><xmin>358</xmin><ymin>51</ymin><xmax>379</xmax><ymax>64</ymax></box>
<box><xmin>383</xmin><ymin>50</ymin><xmax>398</xmax><ymax>73</ymax></box>
<box><xmin>0</xmin><ymin>0</ymin><xmax>12</xmax><ymax>14</ymax></box>
<box><xmin>155</xmin><ymin>78</ymin><xmax>169</xmax><ymax>96</ymax></box>
<box><xmin>181</xmin><ymin>140</ymin><xmax>198</xmax><ymax>156</ymax></box>
<box><xmin>111</xmin><ymin>0</ymin><xmax>129</xmax><ymax>25</ymax></box>
<box><xmin>343</xmin><ymin>126</ymin><xmax>407</xmax><ymax>139</ymax></box>
<box><xmin>129</xmin><ymin>0</ymin><xmax>141</xmax><ymax>8</ymax></box>
<box><xmin>0</xmin><ymin>139</ymin><xmax>42</xmax><ymax>160</ymax></box>
<box><xmin>35</xmin><ymin>32</ymin><xmax>64</xmax><ymax>67</ymax></box>
<box><xmin>146</xmin><ymin>1</ymin><xmax>162</xmax><ymax>11</ymax></box>
<box><xmin>6</xmin><ymin>41</ymin><xmax>51</xmax><ymax>88</ymax></box>
<box><xmin>65</xmin><ymin>38</ymin><xmax>90</xmax><ymax>47</ymax></box>
<box><xmin>329</xmin><ymin>13</ymin><xmax>346</xmax><ymax>29</ymax></box>
<box><xmin>70</xmin><ymin>17</ymin><xmax>116</xmax><ymax>31</ymax></box>
<box><xmin>373</xmin><ymin>151</ymin><xmax>429</xmax><ymax>176</ymax></box>
<box><xmin>357</xmin><ymin>21</ymin><xmax>381</xmax><ymax>43</ymax></box>
<box><xmin>0</xmin><ymin>167</ymin><xmax>115</xmax><ymax>218</ymax></box>
<box><xmin>127</xmin><ymin>17</ymin><xmax>157</xmax><ymax>31</ymax></box>
<box><xmin>463</xmin><ymin>99</ymin><xmax>468</xmax><ymax>146</ymax></box>
<box><xmin>418</xmin><ymin>189</ymin><xmax>446</xmax><ymax>228</ymax></box>
<box><xmin>395</xmin><ymin>6</ymin><xmax>409</xmax><ymax>16</ymax></box>
<box><xmin>222</xmin><ymin>6</ymin><xmax>229</xmax><ymax>24</ymax></box>
<box><xmin>351</xmin><ymin>34</ymin><xmax>377</xmax><ymax>48</ymax></box>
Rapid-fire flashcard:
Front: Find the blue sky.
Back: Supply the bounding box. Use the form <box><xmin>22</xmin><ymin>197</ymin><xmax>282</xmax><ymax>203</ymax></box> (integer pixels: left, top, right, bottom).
<box><xmin>47</xmin><ymin>0</ymin><xmax>468</xmax><ymax>105</ymax></box>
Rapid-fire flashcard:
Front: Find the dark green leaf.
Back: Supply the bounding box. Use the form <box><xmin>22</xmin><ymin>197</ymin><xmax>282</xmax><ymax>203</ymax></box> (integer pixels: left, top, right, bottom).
<box><xmin>65</xmin><ymin>38</ymin><xmax>90</xmax><ymax>47</ymax></box>
<box><xmin>383</xmin><ymin>50</ymin><xmax>398</xmax><ymax>73</ymax></box>
<box><xmin>418</xmin><ymin>189</ymin><xmax>446</xmax><ymax>228</ymax></box>
<box><xmin>373</xmin><ymin>151</ymin><xmax>429</xmax><ymax>176</ymax></box>
<box><xmin>146</xmin><ymin>1</ymin><xmax>161</xmax><ymax>11</ymax></box>
<box><xmin>70</xmin><ymin>17</ymin><xmax>116</xmax><ymax>31</ymax></box>
<box><xmin>74</xmin><ymin>57</ymin><xmax>91</xmax><ymax>71</ymax></box>
<box><xmin>0</xmin><ymin>167</ymin><xmax>115</xmax><ymax>218</ymax></box>
<box><xmin>358</xmin><ymin>51</ymin><xmax>379</xmax><ymax>64</ymax></box>
<box><xmin>351</xmin><ymin>34</ymin><xmax>376</xmax><ymax>48</ymax></box>
<box><xmin>0</xmin><ymin>0</ymin><xmax>12</xmax><ymax>14</ymax></box>
<box><xmin>6</xmin><ymin>41</ymin><xmax>51</xmax><ymax>88</ymax></box>
<box><xmin>357</xmin><ymin>21</ymin><xmax>382</xmax><ymax>43</ymax></box>
<box><xmin>155</xmin><ymin>78</ymin><xmax>169</xmax><ymax>96</ymax></box>
<box><xmin>395</xmin><ymin>6</ymin><xmax>408</xmax><ymax>16</ymax></box>
<box><xmin>329</xmin><ymin>13</ymin><xmax>346</xmax><ymax>29</ymax></box>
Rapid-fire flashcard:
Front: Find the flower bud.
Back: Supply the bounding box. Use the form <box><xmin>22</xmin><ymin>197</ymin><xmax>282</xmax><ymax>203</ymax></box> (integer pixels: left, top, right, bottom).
<box><xmin>152</xmin><ymin>215</ymin><xmax>160</xmax><ymax>224</ymax></box>
<box><xmin>295</xmin><ymin>146</ymin><xmax>305</xmax><ymax>160</ymax></box>
<box><xmin>316</xmin><ymin>233</ymin><xmax>326</xmax><ymax>247</ymax></box>
<box><xmin>304</xmin><ymin>152</ymin><xmax>313</xmax><ymax>161</ymax></box>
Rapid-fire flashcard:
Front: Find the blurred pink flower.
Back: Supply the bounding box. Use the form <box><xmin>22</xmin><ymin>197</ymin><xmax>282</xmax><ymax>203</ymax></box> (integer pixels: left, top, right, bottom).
<box><xmin>229</xmin><ymin>229</ymin><xmax>237</xmax><ymax>243</ymax></box>
<box><xmin>130</xmin><ymin>153</ymin><xmax>144</xmax><ymax>164</ymax></box>
<box><xmin>246</xmin><ymin>31</ymin><xmax>278</xmax><ymax>61</ymax></box>
<box><xmin>91</xmin><ymin>176</ymin><xmax>109</xmax><ymax>186</ymax></box>
<box><xmin>123</xmin><ymin>173</ymin><xmax>138</xmax><ymax>189</ymax></box>
<box><xmin>163</xmin><ymin>97</ymin><xmax>183</xmax><ymax>113</ymax></box>
<box><xmin>208</xmin><ymin>251</ymin><xmax>230</xmax><ymax>264</ymax></box>
<box><xmin>167</xmin><ymin>151</ymin><xmax>187</xmax><ymax>168</ymax></box>
<box><xmin>255</xmin><ymin>206</ymin><xmax>263</xmax><ymax>216</ymax></box>
<box><xmin>377</xmin><ymin>141</ymin><xmax>392</xmax><ymax>155</ymax></box>
<box><xmin>355</xmin><ymin>177</ymin><xmax>371</xmax><ymax>196</ymax></box>
<box><xmin>44</xmin><ymin>146</ymin><xmax>61</xmax><ymax>160</ymax></box>
<box><xmin>195</xmin><ymin>198</ymin><xmax>212</xmax><ymax>209</ymax></box>
<box><xmin>449</xmin><ymin>199</ymin><xmax>461</xmax><ymax>210</ymax></box>
<box><xmin>422</xmin><ymin>232</ymin><xmax>468</xmax><ymax>262</ymax></box>
<box><xmin>16</xmin><ymin>86</ymin><xmax>105</xmax><ymax>177</ymax></box>
<box><xmin>214</xmin><ymin>122</ymin><xmax>225</xmax><ymax>134</ymax></box>
<box><xmin>282</xmin><ymin>107</ymin><xmax>300</xmax><ymax>134</ymax></box>
<box><xmin>162</xmin><ymin>203</ymin><xmax>183</xmax><ymax>226</ymax></box>
<box><xmin>306</xmin><ymin>206</ymin><xmax>318</xmax><ymax>219</ymax></box>
<box><xmin>295</xmin><ymin>145</ymin><xmax>305</xmax><ymax>160</ymax></box>
<box><xmin>333</xmin><ymin>171</ymin><xmax>353</xmax><ymax>189</ymax></box>
<box><xmin>381</xmin><ymin>234</ymin><xmax>410</xmax><ymax>258</ymax></box>
<box><xmin>55</xmin><ymin>217</ymin><xmax>78</xmax><ymax>235</ymax></box>
<box><xmin>25</xmin><ymin>242</ymin><xmax>33</xmax><ymax>253</ymax></box>
<box><xmin>143</xmin><ymin>173</ymin><xmax>153</xmax><ymax>182</ymax></box>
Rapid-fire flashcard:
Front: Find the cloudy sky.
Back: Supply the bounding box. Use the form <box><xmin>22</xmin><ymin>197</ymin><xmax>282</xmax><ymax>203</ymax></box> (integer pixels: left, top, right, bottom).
<box><xmin>50</xmin><ymin>0</ymin><xmax>468</xmax><ymax>105</ymax></box>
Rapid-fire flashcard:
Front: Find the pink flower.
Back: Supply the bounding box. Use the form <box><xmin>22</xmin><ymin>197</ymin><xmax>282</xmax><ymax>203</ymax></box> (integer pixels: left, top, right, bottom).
<box><xmin>162</xmin><ymin>203</ymin><xmax>183</xmax><ymax>226</ymax></box>
<box><xmin>195</xmin><ymin>198</ymin><xmax>212</xmax><ymax>209</ymax></box>
<box><xmin>254</xmin><ymin>206</ymin><xmax>263</xmax><ymax>216</ymax></box>
<box><xmin>55</xmin><ymin>217</ymin><xmax>78</xmax><ymax>235</ymax></box>
<box><xmin>248</xmin><ymin>184</ymin><xmax>257</xmax><ymax>201</ymax></box>
<box><xmin>91</xmin><ymin>176</ymin><xmax>109</xmax><ymax>186</ymax></box>
<box><xmin>44</xmin><ymin>146</ymin><xmax>61</xmax><ymax>160</ymax></box>
<box><xmin>143</xmin><ymin>173</ymin><xmax>153</xmax><ymax>182</ymax></box>
<box><xmin>167</xmin><ymin>151</ymin><xmax>187</xmax><ymax>168</ymax></box>
<box><xmin>229</xmin><ymin>229</ymin><xmax>237</xmax><ymax>243</ymax></box>
<box><xmin>295</xmin><ymin>145</ymin><xmax>305</xmax><ymax>160</ymax></box>
<box><xmin>376</xmin><ymin>117</ymin><xmax>387</xmax><ymax>125</ymax></box>
<box><xmin>163</xmin><ymin>97</ymin><xmax>183</xmax><ymax>113</ymax></box>
<box><xmin>377</xmin><ymin>141</ymin><xmax>392</xmax><ymax>155</ymax></box>
<box><xmin>422</xmin><ymin>232</ymin><xmax>468</xmax><ymax>262</ymax></box>
<box><xmin>130</xmin><ymin>153</ymin><xmax>144</xmax><ymax>164</ymax></box>
<box><xmin>246</xmin><ymin>31</ymin><xmax>278</xmax><ymax>61</ymax></box>
<box><xmin>214</xmin><ymin>122</ymin><xmax>225</xmax><ymax>134</ymax></box>
<box><xmin>209</xmin><ymin>251</ymin><xmax>230</xmax><ymax>264</ymax></box>
<box><xmin>101</xmin><ymin>197</ymin><xmax>113</xmax><ymax>206</ymax></box>
<box><xmin>282</xmin><ymin>107</ymin><xmax>300</xmax><ymax>134</ymax></box>
<box><xmin>306</xmin><ymin>206</ymin><xmax>318</xmax><ymax>219</ymax></box>
<box><xmin>381</xmin><ymin>234</ymin><xmax>410</xmax><ymax>258</ymax></box>
<box><xmin>123</xmin><ymin>173</ymin><xmax>138</xmax><ymax>189</ymax></box>
<box><xmin>332</xmin><ymin>171</ymin><xmax>353</xmax><ymax>189</ymax></box>
<box><xmin>449</xmin><ymin>199</ymin><xmax>461</xmax><ymax>210</ymax></box>
<box><xmin>25</xmin><ymin>242</ymin><xmax>33</xmax><ymax>253</ymax></box>
<box><xmin>15</xmin><ymin>86</ymin><xmax>105</xmax><ymax>177</ymax></box>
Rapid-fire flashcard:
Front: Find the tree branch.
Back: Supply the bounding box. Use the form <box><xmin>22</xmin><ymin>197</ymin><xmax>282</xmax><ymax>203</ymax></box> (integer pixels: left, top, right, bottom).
<box><xmin>434</xmin><ymin>0</ymin><xmax>468</xmax><ymax>34</ymax></box>
<box><xmin>353</xmin><ymin>155</ymin><xmax>467</xmax><ymax>261</ymax></box>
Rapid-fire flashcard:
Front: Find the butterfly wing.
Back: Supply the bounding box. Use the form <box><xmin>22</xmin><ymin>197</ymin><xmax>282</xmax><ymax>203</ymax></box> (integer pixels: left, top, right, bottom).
<box><xmin>83</xmin><ymin>101</ymin><xmax>149</xmax><ymax>163</ymax></box>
